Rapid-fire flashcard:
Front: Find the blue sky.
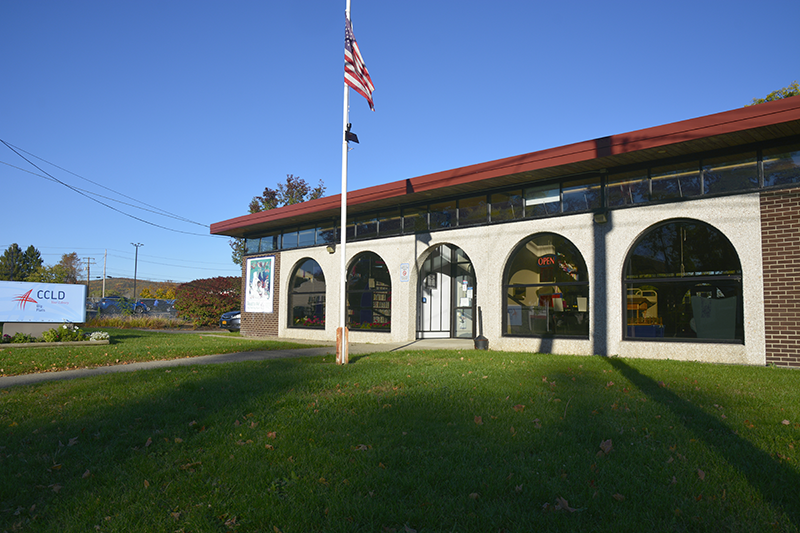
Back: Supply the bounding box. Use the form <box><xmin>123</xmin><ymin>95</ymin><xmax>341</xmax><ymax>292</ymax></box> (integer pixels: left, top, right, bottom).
<box><xmin>2</xmin><ymin>0</ymin><xmax>797</xmax><ymax>284</ymax></box>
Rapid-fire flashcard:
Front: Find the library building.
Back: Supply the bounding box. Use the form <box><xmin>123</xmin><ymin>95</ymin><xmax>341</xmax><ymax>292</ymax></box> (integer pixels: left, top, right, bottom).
<box><xmin>211</xmin><ymin>97</ymin><xmax>800</xmax><ymax>367</ymax></box>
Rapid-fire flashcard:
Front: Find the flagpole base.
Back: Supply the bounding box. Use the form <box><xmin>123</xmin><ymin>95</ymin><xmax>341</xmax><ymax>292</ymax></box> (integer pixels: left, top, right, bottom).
<box><xmin>336</xmin><ymin>327</ymin><xmax>349</xmax><ymax>365</ymax></box>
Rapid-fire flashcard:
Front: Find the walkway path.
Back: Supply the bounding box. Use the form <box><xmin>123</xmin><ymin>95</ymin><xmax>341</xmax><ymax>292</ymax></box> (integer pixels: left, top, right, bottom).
<box><xmin>0</xmin><ymin>338</ymin><xmax>476</xmax><ymax>389</ymax></box>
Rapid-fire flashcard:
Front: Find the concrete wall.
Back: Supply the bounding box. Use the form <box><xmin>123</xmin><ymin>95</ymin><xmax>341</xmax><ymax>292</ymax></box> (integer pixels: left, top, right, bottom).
<box><xmin>250</xmin><ymin>193</ymin><xmax>766</xmax><ymax>366</ymax></box>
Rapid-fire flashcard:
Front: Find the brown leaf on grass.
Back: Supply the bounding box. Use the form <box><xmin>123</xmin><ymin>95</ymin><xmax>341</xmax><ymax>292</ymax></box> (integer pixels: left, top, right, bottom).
<box><xmin>68</xmin><ymin>437</ymin><xmax>79</xmax><ymax>446</ymax></box>
<box><xmin>267</xmin><ymin>431</ymin><xmax>277</xmax><ymax>439</ymax></box>
<box><xmin>143</xmin><ymin>480</ymin><xmax>150</xmax><ymax>488</ymax></box>
<box><xmin>354</xmin><ymin>444</ymin><xmax>371</xmax><ymax>451</ymax></box>
<box><xmin>474</xmin><ymin>416</ymin><xmax>483</xmax><ymax>425</ymax></box>
<box><xmin>82</xmin><ymin>470</ymin><xmax>91</xmax><ymax>479</ymax></box>
<box><xmin>49</xmin><ymin>484</ymin><xmax>62</xmax><ymax>493</ymax></box>
<box><xmin>613</xmin><ymin>493</ymin><xmax>625</xmax><ymax>501</ymax></box>
<box><xmin>599</xmin><ymin>439</ymin><xmax>613</xmax><ymax>456</ymax></box>
<box><xmin>533</xmin><ymin>418</ymin><xmax>542</xmax><ymax>429</ymax></box>
<box><xmin>782</xmin><ymin>420</ymin><xmax>791</xmax><ymax>425</ymax></box>
<box><xmin>697</xmin><ymin>469</ymin><xmax>705</xmax><ymax>481</ymax></box>
<box><xmin>180</xmin><ymin>462</ymin><xmax>202</xmax><ymax>471</ymax></box>
<box><xmin>555</xmin><ymin>496</ymin><xmax>576</xmax><ymax>512</ymax></box>
<box><xmin>404</xmin><ymin>525</ymin><xmax>417</xmax><ymax>533</ymax></box>
<box><xmin>170</xmin><ymin>511</ymin><xmax>181</xmax><ymax>520</ymax></box>
<box><xmin>469</xmin><ymin>492</ymin><xmax>480</xmax><ymax>500</ymax></box>
<box><xmin>145</xmin><ymin>437</ymin><xmax>152</xmax><ymax>447</ymax></box>
<box><xmin>512</xmin><ymin>404</ymin><xmax>525</xmax><ymax>412</ymax></box>
<box><xmin>265</xmin><ymin>444</ymin><xmax>274</xmax><ymax>450</ymax></box>
<box><xmin>174</xmin><ymin>438</ymin><xmax>183</xmax><ymax>443</ymax></box>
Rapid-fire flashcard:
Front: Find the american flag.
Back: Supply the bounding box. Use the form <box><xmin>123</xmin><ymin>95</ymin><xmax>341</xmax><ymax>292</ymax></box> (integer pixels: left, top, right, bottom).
<box><xmin>344</xmin><ymin>16</ymin><xmax>374</xmax><ymax>111</ymax></box>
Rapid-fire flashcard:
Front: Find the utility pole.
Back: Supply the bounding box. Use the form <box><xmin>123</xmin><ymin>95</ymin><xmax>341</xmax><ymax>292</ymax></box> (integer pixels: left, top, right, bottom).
<box><xmin>131</xmin><ymin>243</ymin><xmax>143</xmax><ymax>299</ymax></box>
<box><xmin>102</xmin><ymin>249</ymin><xmax>107</xmax><ymax>298</ymax></box>
<box><xmin>83</xmin><ymin>257</ymin><xmax>96</xmax><ymax>297</ymax></box>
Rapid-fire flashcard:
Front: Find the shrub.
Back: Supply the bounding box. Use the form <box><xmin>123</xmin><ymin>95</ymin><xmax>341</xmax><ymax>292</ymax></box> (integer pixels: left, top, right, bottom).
<box><xmin>41</xmin><ymin>323</ymin><xmax>86</xmax><ymax>343</ymax></box>
<box><xmin>174</xmin><ymin>276</ymin><xmax>241</xmax><ymax>327</ymax></box>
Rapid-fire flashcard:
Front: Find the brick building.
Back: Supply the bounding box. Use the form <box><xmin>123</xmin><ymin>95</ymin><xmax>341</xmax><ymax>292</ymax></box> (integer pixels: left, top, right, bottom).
<box><xmin>212</xmin><ymin>98</ymin><xmax>800</xmax><ymax>367</ymax></box>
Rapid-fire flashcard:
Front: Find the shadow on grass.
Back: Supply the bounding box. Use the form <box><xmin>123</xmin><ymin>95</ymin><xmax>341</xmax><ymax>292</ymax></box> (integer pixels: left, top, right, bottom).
<box><xmin>605</xmin><ymin>356</ymin><xmax>800</xmax><ymax>528</ymax></box>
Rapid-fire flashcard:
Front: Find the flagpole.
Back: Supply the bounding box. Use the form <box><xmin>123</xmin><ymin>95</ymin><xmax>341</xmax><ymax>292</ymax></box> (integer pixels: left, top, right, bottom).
<box><xmin>337</xmin><ymin>0</ymin><xmax>352</xmax><ymax>365</ymax></box>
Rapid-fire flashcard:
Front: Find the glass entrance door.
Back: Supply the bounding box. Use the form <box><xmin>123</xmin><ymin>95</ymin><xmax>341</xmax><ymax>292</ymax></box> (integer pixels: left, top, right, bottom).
<box><xmin>418</xmin><ymin>244</ymin><xmax>476</xmax><ymax>339</ymax></box>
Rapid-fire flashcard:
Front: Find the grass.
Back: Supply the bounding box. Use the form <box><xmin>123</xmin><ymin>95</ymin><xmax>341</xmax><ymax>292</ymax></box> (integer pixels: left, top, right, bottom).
<box><xmin>0</xmin><ymin>347</ymin><xmax>797</xmax><ymax>532</ymax></box>
<box><xmin>0</xmin><ymin>329</ymin><xmax>318</xmax><ymax>376</ymax></box>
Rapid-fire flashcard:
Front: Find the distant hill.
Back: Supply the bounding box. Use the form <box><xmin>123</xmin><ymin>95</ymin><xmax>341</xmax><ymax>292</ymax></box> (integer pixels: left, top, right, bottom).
<box><xmin>87</xmin><ymin>277</ymin><xmax>178</xmax><ymax>299</ymax></box>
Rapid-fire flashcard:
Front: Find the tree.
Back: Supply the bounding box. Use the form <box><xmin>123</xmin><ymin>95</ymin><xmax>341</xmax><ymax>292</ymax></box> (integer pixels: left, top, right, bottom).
<box><xmin>27</xmin><ymin>263</ymin><xmax>73</xmax><ymax>283</ymax></box>
<box><xmin>748</xmin><ymin>81</ymin><xmax>799</xmax><ymax>106</ymax></box>
<box><xmin>0</xmin><ymin>243</ymin><xmax>43</xmax><ymax>281</ymax></box>
<box><xmin>22</xmin><ymin>245</ymin><xmax>43</xmax><ymax>278</ymax></box>
<box><xmin>229</xmin><ymin>174</ymin><xmax>326</xmax><ymax>266</ymax></box>
<box><xmin>57</xmin><ymin>252</ymin><xmax>81</xmax><ymax>284</ymax></box>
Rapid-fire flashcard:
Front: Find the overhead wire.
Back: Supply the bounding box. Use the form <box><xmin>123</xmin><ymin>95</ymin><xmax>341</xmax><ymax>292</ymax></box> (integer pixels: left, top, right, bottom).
<box><xmin>0</xmin><ymin>139</ymin><xmax>228</xmax><ymax>238</ymax></box>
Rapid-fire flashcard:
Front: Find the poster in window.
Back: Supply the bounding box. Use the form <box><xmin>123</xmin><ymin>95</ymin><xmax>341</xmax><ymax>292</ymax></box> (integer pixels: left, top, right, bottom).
<box><xmin>246</xmin><ymin>256</ymin><xmax>274</xmax><ymax>313</ymax></box>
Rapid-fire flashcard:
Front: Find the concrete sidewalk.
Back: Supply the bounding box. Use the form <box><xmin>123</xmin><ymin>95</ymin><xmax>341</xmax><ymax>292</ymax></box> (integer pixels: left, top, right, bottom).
<box><xmin>0</xmin><ymin>338</ymin><xmax>476</xmax><ymax>389</ymax></box>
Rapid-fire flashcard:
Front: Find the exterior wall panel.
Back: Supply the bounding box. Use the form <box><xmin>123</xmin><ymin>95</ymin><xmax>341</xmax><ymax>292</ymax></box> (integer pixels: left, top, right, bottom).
<box><xmin>761</xmin><ymin>186</ymin><xmax>800</xmax><ymax>367</ymax></box>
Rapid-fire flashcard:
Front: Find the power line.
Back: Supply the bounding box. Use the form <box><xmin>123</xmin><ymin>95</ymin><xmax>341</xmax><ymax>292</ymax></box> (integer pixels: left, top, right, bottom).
<box><xmin>0</xmin><ymin>141</ymin><xmax>208</xmax><ymax>227</ymax></box>
<box><xmin>0</xmin><ymin>140</ymin><xmax>226</xmax><ymax>237</ymax></box>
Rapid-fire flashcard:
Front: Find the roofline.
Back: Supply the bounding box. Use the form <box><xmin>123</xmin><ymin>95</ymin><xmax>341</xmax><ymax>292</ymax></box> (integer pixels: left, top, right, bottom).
<box><xmin>211</xmin><ymin>97</ymin><xmax>800</xmax><ymax>237</ymax></box>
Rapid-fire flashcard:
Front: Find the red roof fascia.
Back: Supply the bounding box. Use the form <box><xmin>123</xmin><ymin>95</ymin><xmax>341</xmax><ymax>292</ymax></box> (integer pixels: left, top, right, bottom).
<box><xmin>211</xmin><ymin>97</ymin><xmax>800</xmax><ymax>236</ymax></box>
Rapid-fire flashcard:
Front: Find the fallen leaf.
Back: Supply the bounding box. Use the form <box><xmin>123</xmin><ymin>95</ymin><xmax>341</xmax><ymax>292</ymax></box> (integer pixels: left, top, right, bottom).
<box><xmin>354</xmin><ymin>444</ymin><xmax>371</xmax><ymax>451</ymax></box>
<box><xmin>68</xmin><ymin>437</ymin><xmax>79</xmax><ymax>446</ymax></box>
<box><xmin>49</xmin><ymin>484</ymin><xmax>62</xmax><ymax>493</ymax></box>
<box><xmin>378</xmin><ymin>462</ymin><xmax>386</xmax><ymax>469</ymax></box>
<box><xmin>404</xmin><ymin>525</ymin><xmax>417</xmax><ymax>533</ymax></box>
<box><xmin>555</xmin><ymin>496</ymin><xmax>576</xmax><ymax>512</ymax></box>
<box><xmin>170</xmin><ymin>511</ymin><xmax>181</xmax><ymax>520</ymax></box>
<box><xmin>174</xmin><ymin>438</ymin><xmax>183</xmax><ymax>443</ymax></box>
<box><xmin>782</xmin><ymin>420</ymin><xmax>791</xmax><ymax>425</ymax></box>
<box><xmin>265</xmin><ymin>444</ymin><xmax>274</xmax><ymax>450</ymax></box>
<box><xmin>599</xmin><ymin>439</ymin><xmax>613</xmax><ymax>455</ymax></box>
<box><xmin>474</xmin><ymin>416</ymin><xmax>483</xmax><ymax>425</ymax></box>
<box><xmin>612</xmin><ymin>493</ymin><xmax>625</xmax><ymax>501</ymax></box>
<box><xmin>145</xmin><ymin>437</ymin><xmax>152</xmax><ymax>447</ymax></box>
<box><xmin>144</xmin><ymin>480</ymin><xmax>150</xmax><ymax>488</ymax></box>
<box><xmin>267</xmin><ymin>431</ymin><xmax>277</xmax><ymax>439</ymax></box>
<box><xmin>469</xmin><ymin>493</ymin><xmax>479</xmax><ymax>500</ymax></box>
<box><xmin>515</xmin><ymin>484</ymin><xmax>523</xmax><ymax>492</ymax></box>
<box><xmin>82</xmin><ymin>470</ymin><xmax>91</xmax><ymax>479</ymax></box>
<box><xmin>533</xmin><ymin>418</ymin><xmax>542</xmax><ymax>429</ymax></box>
<box><xmin>512</xmin><ymin>404</ymin><xmax>525</xmax><ymax>412</ymax></box>
<box><xmin>697</xmin><ymin>469</ymin><xmax>705</xmax><ymax>481</ymax></box>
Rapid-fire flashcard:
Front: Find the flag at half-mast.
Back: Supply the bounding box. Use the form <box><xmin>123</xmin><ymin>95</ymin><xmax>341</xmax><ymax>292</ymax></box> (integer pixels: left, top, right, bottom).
<box><xmin>345</xmin><ymin>16</ymin><xmax>375</xmax><ymax>111</ymax></box>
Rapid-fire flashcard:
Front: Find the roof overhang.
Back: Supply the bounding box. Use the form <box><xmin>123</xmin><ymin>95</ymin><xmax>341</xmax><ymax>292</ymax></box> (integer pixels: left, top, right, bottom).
<box><xmin>211</xmin><ymin>97</ymin><xmax>800</xmax><ymax>238</ymax></box>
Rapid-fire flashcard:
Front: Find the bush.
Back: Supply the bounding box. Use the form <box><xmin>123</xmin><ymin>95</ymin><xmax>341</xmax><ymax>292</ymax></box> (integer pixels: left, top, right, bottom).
<box><xmin>41</xmin><ymin>324</ymin><xmax>86</xmax><ymax>342</ymax></box>
<box><xmin>174</xmin><ymin>276</ymin><xmax>241</xmax><ymax>327</ymax></box>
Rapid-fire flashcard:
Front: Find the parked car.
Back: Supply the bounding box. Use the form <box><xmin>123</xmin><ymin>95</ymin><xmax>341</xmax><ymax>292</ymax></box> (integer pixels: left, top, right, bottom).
<box><xmin>135</xmin><ymin>298</ymin><xmax>176</xmax><ymax>314</ymax></box>
<box><xmin>220</xmin><ymin>310</ymin><xmax>241</xmax><ymax>331</ymax></box>
<box><xmin>97</xmin><ymin>296</ymin><xmax>147</xmax><ymax>315</ymax></box>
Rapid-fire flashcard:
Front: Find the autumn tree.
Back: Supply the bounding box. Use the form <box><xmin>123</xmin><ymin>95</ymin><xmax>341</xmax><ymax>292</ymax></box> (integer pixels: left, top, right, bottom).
<box><xmin>173</xmin><ymin>276</ymin><xmax>241</xmax><ymax>327</ymax></box>
<box><xmin>57</xmin><ymin>252</ymin><xmax>82</xmax><ymax>284</ymax></box>
<box><xmin>748</xmin><ymin>80</ymin><xmax>799</xmax><ymax>106</ymax></box>
<box><xmin>230</xmin><ymin>174</ymin><xmax>325</xmax><ymax>265</ymax></box>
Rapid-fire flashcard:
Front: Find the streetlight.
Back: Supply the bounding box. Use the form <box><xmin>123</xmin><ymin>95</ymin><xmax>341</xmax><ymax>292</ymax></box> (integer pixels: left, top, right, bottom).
<box><xmin>131</xmin><ymin>243</ymin><xmax>143</xmax><ymax>299</ymax></box>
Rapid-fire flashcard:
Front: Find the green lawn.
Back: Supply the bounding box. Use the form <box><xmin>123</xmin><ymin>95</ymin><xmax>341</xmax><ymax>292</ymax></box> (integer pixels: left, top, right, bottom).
<box><xmin>0</xmin><ymin>329</ymin><xmax>318</xmax><ymax>376</ymax></box>
<box><xmin>1</xmin><ymin>342</ymin><xmax>798</xmax><ymax>532</ymax></box>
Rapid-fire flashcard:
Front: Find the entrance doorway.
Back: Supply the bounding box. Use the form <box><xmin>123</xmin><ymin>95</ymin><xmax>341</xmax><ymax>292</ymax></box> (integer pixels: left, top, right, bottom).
<box><xmin>417</xmin><ymin>244</ymin><xmax>476</xmax><ymax>339</ymax></box>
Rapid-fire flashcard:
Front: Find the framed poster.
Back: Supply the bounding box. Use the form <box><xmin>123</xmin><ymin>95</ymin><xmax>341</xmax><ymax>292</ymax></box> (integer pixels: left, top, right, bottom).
<box><xmin>245</xmin><ymin>256</ymin><xmax>274</xmax><ymax>313</ymax></box>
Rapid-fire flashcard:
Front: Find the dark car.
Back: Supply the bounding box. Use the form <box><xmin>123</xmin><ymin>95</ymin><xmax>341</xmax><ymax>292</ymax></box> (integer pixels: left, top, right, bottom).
<box><xmin>136</xmin><ymin>298</ymin><xmax>176</xmax><ymax>315</ymax></box>
<box><xmin>97</xmin><ymin>297</ymin><xmax>147</xmax><ymax>315</ymax></box>
<box><xmin>220</xmin><ymin>310</ymin><xmax>241</xmax><ymax>332</ymax></box>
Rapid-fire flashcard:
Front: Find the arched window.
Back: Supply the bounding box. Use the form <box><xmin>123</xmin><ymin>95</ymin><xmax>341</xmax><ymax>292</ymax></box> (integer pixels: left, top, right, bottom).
<box><xmin>624</xmin><ymin>219</ymin><xmax>743</xmax><ymax>341</ymax></box>
<box><xmin>347</xmin><ymin>252</ymin><xmax>391</xmax><ymax>331</ymax></box>
<box><xmin>288</xmin><ymin>259</ymin><xmax>326</xmax><ymax>328</ymax></box>
<box><xmin>503</xmin><ymin>233</ymin><xmax>589</xmax><ymax>337</ymax></box>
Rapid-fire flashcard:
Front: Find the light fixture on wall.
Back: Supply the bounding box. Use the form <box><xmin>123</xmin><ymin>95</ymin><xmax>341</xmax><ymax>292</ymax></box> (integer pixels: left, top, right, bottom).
<box><xmin>326</xmin><ymin>244</ymin><xmax>336</xmax><ymax>254</ymax></box>
<box><xmin>593</xmin><ymin>211</ymin><xmax>608</xmax><ymax>224</ymax></box>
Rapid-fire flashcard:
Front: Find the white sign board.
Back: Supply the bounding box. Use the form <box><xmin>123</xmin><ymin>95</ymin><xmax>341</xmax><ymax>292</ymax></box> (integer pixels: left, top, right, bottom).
<box><xmin>0</xmin><ymin>281</ymin><xmax>87</xmax><ymax>323</ymax></box>
<box><xmin>245</xmin><ymin>256</ymin><xmax>275</xmax><ymax>313</ymax></box>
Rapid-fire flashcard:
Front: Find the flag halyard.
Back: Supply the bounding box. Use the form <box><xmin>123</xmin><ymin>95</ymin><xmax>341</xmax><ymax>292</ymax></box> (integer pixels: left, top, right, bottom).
<box><xmin>345</xmin><ymin>16</ymin><xmax>374</xmax><ymax>111</ymax></box>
